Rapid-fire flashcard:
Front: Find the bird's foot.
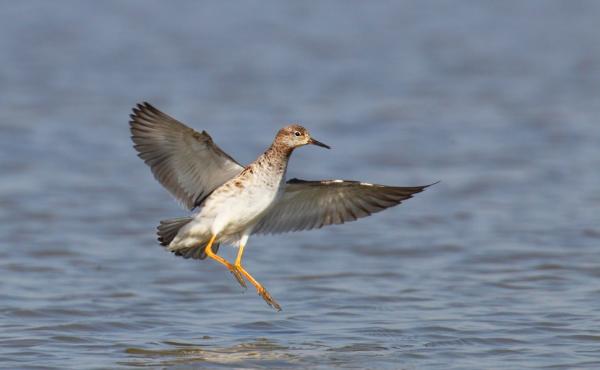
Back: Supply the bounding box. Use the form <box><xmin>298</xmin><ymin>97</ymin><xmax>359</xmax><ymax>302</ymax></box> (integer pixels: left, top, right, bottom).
<box><xmin>257</xmin><ymin>286</ymin><xmax>281</xmax><ymax>311</ymax></box>
<box><xmin>229</xmin><ymin>267</ymin><xmax>247</xmax><ymax>289</ymax></box>
<box><xmin>235</xmin><ymin>264</ymin><xmax>282</xmax><ymax>311</ymax></box>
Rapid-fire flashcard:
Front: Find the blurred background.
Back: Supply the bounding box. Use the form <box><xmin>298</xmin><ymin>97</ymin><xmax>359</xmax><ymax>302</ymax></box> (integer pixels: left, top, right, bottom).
<box><xmin>1</xmin><ymin>1</ymin><xmax>599</xmax><ymax>369</ymax></box>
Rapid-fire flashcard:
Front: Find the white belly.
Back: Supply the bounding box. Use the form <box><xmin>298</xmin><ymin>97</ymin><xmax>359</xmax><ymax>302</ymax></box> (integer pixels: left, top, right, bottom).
<box><xmin>214</xmin><ymin>189</ymin><xmax>277</xmax><ymax>234</ymax></box>
<box><xmin>194</xmin><ymin>176</ymin><xmax>282</xmax><ymax>237</ymax></box>
<box><xmin>169</xmin><ymin>187</ymin><xmax>276</xmax><ymax>250</ymax></box>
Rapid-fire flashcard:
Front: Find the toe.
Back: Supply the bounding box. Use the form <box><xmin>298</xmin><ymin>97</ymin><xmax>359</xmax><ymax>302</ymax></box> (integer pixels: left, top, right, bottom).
<box><xmin>258</xmin><ymin>288</ymin><xmax>282</xmax><ymax>311</ymax></box>
<box><xmin>231</xmin><ymin>269</ymin><xmax>247</xmax><ymax>289</ymax></box>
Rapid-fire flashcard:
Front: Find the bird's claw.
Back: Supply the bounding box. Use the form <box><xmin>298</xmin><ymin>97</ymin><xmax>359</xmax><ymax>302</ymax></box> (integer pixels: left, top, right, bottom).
<box><xmin>258</xmin><ymin>287</ymin><xmax>281</xmax><ymax>311</ymax></box>
<box><xmin>229</xmin><ymin>267</ymin><xmax>247</xmax><ymax>289</ymax></box>
<box><xmin>230</xmin><ymin>264</ymin><xmax>281</xmax><ymax>311</ymax></box>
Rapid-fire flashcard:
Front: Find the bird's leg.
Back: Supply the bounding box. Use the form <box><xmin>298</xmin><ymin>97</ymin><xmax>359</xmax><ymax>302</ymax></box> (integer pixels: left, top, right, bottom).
<box><xmin>234</xmin><ymin>238</ymin><xmax>281</xmax><ymax>311</ymax></box>
<box><xmin>204</xmin><ymin>234</ymin><xmax>246</xmax><ymax>288</ymax></box>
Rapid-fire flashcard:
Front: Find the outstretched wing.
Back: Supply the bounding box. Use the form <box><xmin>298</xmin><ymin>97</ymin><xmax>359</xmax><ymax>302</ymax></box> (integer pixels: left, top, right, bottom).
<box><xmin>253</xmin><ymin>178</ymin><xmax>435</xmax><ymax>235</ymax></box>
<box><xmin>130</xmin><ymin>102</ymin><xmax>244</xmax><ymax>209</ymax></box>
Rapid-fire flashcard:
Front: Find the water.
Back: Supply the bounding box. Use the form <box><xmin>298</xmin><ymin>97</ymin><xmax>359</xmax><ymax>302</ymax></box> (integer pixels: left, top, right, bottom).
<box><xmin>1</xmin><ymin>1</ymin><xmax>600</xmax><ymax>369</ymax></box>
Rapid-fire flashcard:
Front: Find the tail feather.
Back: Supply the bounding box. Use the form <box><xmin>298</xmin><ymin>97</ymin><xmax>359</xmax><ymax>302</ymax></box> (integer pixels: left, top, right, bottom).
<box><xmin>157</xmin><ymin>217</ymin><xmax>193</xmax><ymax>246</ymax></box>
<box><xmin>156</xmin><ymin>217</ymin><xmax>218</xmax><ymax>260</ymax></box>
<box><xmin>174</xmin><ymin>242</ymin><xmax>219</xmax><ymax>260</ymax></box>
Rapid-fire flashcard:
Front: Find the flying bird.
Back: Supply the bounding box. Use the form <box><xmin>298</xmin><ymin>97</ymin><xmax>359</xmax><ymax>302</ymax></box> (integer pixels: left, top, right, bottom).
<box><xmin>130</xmin><ymin>102</ymin><xmax>434</xmax><ymax>311</ymax></box>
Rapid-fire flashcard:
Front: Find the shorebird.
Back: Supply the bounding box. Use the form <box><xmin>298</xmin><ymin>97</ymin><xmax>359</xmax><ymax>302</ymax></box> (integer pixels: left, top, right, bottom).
<box><xmin>130</xmin><ymin>102</ymin><xmax>434</xmax><ymax>311</ymax></box>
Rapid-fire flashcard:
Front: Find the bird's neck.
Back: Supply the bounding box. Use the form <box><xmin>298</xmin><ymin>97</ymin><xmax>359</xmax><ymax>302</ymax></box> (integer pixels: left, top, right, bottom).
<box><xmin>254</xmin><ymin>143</ymin><xmax>293</xmax><ymax>185</ymax></box>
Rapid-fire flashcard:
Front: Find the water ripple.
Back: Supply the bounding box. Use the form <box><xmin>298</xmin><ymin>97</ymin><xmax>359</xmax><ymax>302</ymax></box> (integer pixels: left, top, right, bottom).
<box><xmin>1</xmin><ymin>1</ymin><xmax>600</xmax><ymax>369</ymax></box>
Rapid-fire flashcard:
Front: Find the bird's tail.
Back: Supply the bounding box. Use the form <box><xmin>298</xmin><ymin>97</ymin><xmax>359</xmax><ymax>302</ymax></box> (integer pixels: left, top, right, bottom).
<box><xmin>156</xmin><ymin>217</ymin><xmax>218</xmax><ymax>260</ymax></box>
<box><xmin>157</xmin><ymin>217</ymin><xmax>193</xmax><ymax>246</ymax></box>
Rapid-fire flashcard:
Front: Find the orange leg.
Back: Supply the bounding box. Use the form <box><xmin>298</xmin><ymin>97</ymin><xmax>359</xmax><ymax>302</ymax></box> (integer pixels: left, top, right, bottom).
<box><xmin>204</xmin><ymin>234</ymin><xmax>246</xmax><ymax>288</ymax></box>
<box><xmin>234</xmin><ymin>239</ymin><xmax>281</xmax><ymax>311</ymax></box>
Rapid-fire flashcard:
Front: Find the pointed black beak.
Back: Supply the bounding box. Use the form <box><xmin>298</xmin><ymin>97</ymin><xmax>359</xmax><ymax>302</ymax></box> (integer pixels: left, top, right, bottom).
<box><xmin>309</xmin><ymin>138</ymin><xmax>330</xmax><ymax>149</ymax></box>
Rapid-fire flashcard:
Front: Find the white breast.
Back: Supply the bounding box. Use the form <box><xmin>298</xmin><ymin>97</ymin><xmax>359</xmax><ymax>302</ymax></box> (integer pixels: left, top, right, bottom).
<box><xmin>206</xmin><ymin>176</ymin><xmax>283</xmax><ymax>236</ymax></box>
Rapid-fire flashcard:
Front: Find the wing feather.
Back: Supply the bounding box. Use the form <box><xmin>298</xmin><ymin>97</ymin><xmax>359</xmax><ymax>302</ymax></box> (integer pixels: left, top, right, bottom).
<box><xmin>253</xmin><ymin>179</ymin><xmax>436</xmax><ymax>235</ymax></box>
<box><xmin>130</xmin><ymin>102</ymin><xmax>244</xmax><ymax>209</ymax></box>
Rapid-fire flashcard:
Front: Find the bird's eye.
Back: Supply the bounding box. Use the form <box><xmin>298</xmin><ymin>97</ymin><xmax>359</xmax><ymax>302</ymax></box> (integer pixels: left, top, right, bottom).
<box><xmin>294</xmin><ymin>131</ymin><xmax>301</xmax><ymax>137</ymax></box>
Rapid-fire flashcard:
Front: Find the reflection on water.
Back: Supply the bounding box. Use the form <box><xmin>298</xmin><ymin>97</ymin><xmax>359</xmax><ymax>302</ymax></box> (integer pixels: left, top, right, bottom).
<box><xmin>123</xmin><ymin>339</ymin><xmax>296</xmax><ymax>368</ymax></box>
<box><xmin>1</xmin><ymin>1</ymin><xmax>600</xmax><ymax>369</ymax></box>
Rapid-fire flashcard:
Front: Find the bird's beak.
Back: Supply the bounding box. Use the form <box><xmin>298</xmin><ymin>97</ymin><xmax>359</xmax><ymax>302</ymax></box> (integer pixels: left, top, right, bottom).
<box><xmin>309</xmin><ymin>137</ymin><xmax>330</xmax><ymax>149</ymax></box>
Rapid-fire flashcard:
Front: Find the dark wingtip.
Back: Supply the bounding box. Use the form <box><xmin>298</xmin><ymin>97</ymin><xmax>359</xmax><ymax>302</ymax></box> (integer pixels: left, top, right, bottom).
<box><xmin>131</xmin><ymin>101</ymin><xmax>153</xmax><ymax>115</ymax></box>
<box><xmin>141</xmin><ymin>101</ymin><xmax>156</xmax><ymax>112</ymax></box>
<box><xmin>130</xmin><ymin>103</ymin><xmax>145</xmax><ymax>125</ymax></box>
<box><xmin>130</xmin><ymin>102</ymin><xmax>160</xmax><ymax>128</ymax></box>
<box><xmin>424</xmin><ymin>180</ymin><xmax>441</xmax><ymax>188</ymax></box>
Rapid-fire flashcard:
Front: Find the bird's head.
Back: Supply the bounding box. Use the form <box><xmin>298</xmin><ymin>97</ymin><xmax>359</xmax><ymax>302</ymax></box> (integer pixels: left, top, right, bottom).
<box><xmin>275</xmin><ymin>124</ymin><xmax>330</xmax><ymax>150</ymax></box>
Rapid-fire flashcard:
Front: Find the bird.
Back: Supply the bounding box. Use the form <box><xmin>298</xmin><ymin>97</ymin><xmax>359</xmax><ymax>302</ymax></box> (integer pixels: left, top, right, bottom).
<box><xmin>130</xmin><ymin>102</ymin><xmax>435</xmax><ymax>311</ymax></box>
